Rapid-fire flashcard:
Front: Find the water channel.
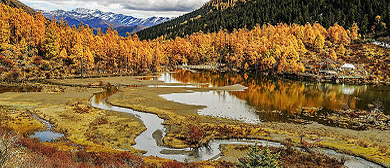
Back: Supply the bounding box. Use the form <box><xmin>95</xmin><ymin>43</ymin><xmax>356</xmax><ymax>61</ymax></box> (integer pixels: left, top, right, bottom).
<box><xmin>91</xmin><ymin>89</ymin><xmax>384</xmax><ymax>167</ymax></box>
<box><xmin>0</xmin><ymin>85</ymin><xmax>64</xmax><ymax>142</ymax></box>
<box><xmin>1</xmin><ymin>70</ymin><xmax>387</xmax><ymax>167</ymax></box>
<box><xmin>89</xmin><ymin>70</ymin><xmax>387</xmax><ymax>167</ymax></box>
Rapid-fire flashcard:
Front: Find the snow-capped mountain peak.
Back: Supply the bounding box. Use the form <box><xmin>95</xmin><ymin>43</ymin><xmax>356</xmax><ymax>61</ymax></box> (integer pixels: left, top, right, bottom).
<box><xmin>39</xmin><ymin>8</ymin><xmax>170</xmax><ymax>36</ymax></box>
<box><xmin>44</xmin><ymin>8</ymin><xmax>170</xmax><ymax>27</ymax></box>
<box><xmin>40</xmin><ymin>8</ymin><xmax>170</xmax><ymax>32</ymax></box>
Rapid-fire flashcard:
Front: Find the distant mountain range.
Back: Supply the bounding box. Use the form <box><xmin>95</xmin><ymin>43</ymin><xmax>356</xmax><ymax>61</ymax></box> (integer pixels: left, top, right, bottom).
<box><xmin>0</xmin><ymin>0</ymin><xmax>171</xmax><ymax>37</ymax></box>
<box><xmin>40</xmin><ymin>8</ymin><xmax>171</xmax><ymax>36</ymax></box>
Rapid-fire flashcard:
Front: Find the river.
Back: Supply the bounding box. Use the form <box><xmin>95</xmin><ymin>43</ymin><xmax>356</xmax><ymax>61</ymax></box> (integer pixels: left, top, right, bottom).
<box><xmin>90</xmin><ymin>87</ymin><xmax>384</xmax><ymax>167</ymax></box>
<box><xmin>89</xmin><ymin>72</ymin><xmax>386</xmax><ymax>167</ymax></box>
<box><xmin>0</xmin><ymin>71</ymin><xmax>387</xmax><ymax>167</ymax></box>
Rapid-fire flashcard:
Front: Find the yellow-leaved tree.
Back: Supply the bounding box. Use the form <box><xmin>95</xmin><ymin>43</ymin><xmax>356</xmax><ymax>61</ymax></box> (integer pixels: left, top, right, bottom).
<box><xmin>336</xmin><ymin>44</ymin><xmax>346</xmax><ymax>57</ymax></box>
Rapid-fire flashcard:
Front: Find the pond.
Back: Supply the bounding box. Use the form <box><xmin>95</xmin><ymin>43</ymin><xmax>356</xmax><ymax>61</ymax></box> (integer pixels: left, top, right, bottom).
<box><xmin>31</xmin><ymin>114</ymin><xmax>64</xmax><ymax>142</ymax></box>
<box><xmin>159</xmin><ymin>70</ymin><xmax>390</xmax><ymax>124</ymax></box>
<box><xmin>0</xmin><ymin>86</ymin><xmax>63</xmax><ymax>142</ymax></box>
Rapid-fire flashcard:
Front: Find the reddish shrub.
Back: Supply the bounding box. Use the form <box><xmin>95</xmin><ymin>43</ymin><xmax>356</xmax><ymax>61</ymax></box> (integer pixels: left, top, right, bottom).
<box><xmin>93</xmin><ymin>152</ymin><xmax>114</xmax><ymax>166</ymax></box>
<box><xmin>49</xmin><ymin>151</ymin><xmax>73</xmax><ymax>164</ymax></box>
<box><xmin>76</xmin><ymin>162</ymin><xmax>95</xmax><ymax>168</ymax></box>
<box><xmin>33</xmin><ymin>56</ymin><xmax>42</xmax><ymax>65</ymax></box>
<box><xmin>76</xmin><ymin>150</ymin><xmax>94</xmax><ymax>163</ymax></box>
<box><xmin>4</xmin><ymin>59</ymin><xmax>14</xmax><ymax>67</ymax></box>
<box><xmin>188</xmin><ymin>125</ymin><xmax>204</xmax><ymax>146</ymax></box>
<box><xmin>91</xmin><ymin>151</ymin><xmax>146</xmax><ymax>167</ymax></box>
<box><xmin>0</xmin><ymin>125</ymin><xmax>149</xmax><ymax>168</ymax></box>
<box><xmin>0</xmin><ymin>55</ymin><xmax>5</xmax><ymax>61</ymax></box>
<box><xmin>114</xmin><ymin>152</ymin><xmax>144</xmax><ymax>167</ymax></box>
<box><xmin>19</xmin><ymin>138</ymin><xmax>57</xmax><ymax>156</ymax></box>
<box><xmin>162</xmin><ymin>161</ymin><xmax>184</xmax><ymax>168</ymax></box>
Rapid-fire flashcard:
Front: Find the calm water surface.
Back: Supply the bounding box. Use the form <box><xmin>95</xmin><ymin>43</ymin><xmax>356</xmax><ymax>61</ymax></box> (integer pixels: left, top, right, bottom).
<box><xmin>31</xmin><ymin>114</ymin><xmax>64</xmax><ymax>142</ymax></box>
<box><xmin>160</xmin><ymin>70</ymin><xmax>390</xmax><ymax>123</ymax></box>
<box><xmin>92</xmin><ymin>89</ymin><xmax>384</xmax><ymax>167</ymax></box>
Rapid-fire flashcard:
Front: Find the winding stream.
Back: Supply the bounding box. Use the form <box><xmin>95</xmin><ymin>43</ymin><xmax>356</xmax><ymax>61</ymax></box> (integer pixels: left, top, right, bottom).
<box><xmin>91</xmin><ymin>89</ymin><xmax>384</xmax><ymax>167</ymax></box>
<box><xmin>0</xmin><ymin>73</ymin><xmax>386</xmax><ymax>167</ymax></box>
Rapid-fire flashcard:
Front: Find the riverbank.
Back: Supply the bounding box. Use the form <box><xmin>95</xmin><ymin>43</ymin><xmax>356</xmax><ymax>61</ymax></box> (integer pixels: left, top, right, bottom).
<box><xmin>219</xmin><ymin>144</ymin><xmax>344</xmax><ymax>167</ymax></box>
<box><xmin>0</xmin><ymin>75</ymin><xmax>389</xmax><ymax>167</ymax></box>
<box><xmin>106</xmin><ymin>84</ymin><xmax>390</xmax><ymax>167</ymax></box>
<box><xmin>36</xmin><ymin>75</ymin><xmax>390</xmax><ymax>166</ymax></box>
<box><xmin>177</xmin><ymin>43</ymin><xmax>390</xmax><ymax>86</ymax></box>
<box><xmin>95</xmin><ymin>87</ymin><xmax>384</xmax><ymax>167</ymax></box>
<box><xmin>271</xmin><ymin>107</ymin><xmax>390</xmax><ymax>130</ymax></box>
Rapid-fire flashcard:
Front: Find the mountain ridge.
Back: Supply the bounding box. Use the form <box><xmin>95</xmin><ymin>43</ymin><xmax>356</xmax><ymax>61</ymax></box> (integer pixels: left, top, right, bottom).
<box><xmin>41</xmin><ymin>8</ymin><xmax>170</xmax><ymax>28</ymax></box>
<box><xmin>40</xmin><ymin>8</ymin><xmax>171</xmax><ymax>36</ymax></box>
<box><xmin>0</xmin><ymin>0</ymin><xmax>36</xmax><ymax>15</ymax></box>
<box><xmin>138</xmin><ymin>0</ymin><xmax>390</xmax><ymax>40</ymax></box>
<box><xmin>203</xmin><ymin>0</ymin><xmax>247</xmax><ymax>10</ymax></box>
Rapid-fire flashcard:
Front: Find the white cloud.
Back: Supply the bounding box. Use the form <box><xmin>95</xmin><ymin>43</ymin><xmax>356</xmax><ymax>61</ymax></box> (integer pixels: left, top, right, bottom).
<box><xmin>19</xmin><ymin>0</ymin><xmax>210</xmax><ymax>18</ymax></box>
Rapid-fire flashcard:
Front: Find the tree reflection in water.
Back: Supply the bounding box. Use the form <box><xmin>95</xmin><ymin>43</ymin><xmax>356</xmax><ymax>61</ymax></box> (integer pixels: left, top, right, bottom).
<box><xmin>168</xmin><ymin>70</ymin><xmax>389</xmax><ymax>118</ymax></box>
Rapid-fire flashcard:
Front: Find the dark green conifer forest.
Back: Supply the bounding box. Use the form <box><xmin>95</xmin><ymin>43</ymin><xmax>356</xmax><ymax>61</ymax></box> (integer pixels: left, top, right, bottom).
<box><xmin>138</xmin><ymin>0</ymin><xmax>390</xmax><ymax>40</ymax></box>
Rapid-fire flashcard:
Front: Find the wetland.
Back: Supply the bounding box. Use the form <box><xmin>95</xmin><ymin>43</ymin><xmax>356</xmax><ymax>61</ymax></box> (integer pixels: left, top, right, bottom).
<box><xmin>0</xmin><ymin>70</ymin><xmax>389</xmax><ymax>167</ymax></box>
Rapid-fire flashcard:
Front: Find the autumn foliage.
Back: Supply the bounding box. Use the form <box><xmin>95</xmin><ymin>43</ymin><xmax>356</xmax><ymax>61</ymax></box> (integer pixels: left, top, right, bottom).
<box><xmin>0</xmin><ymin>4</ymin><xmax>385</xmax><ymax>82</ymax></box>
<box><xmin>17</xmin><ymin>137</ymin><xmax>147</xmax><ymax>167</ymax></box>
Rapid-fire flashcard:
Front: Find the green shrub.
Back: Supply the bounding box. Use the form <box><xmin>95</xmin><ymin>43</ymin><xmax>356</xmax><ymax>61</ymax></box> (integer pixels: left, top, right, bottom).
<box><xmin>238</xmin><ymin>145</ymin><xmax>281</xmax><ymax>168</ymax></box>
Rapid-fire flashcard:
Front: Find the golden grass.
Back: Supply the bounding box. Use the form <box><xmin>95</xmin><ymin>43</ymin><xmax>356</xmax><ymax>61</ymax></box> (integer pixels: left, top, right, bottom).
<box><xmin>218</xmin><ymin>144</ymin><xmax>249</xmax><ymax>163</ymax></box>
<box><xmin>0</xmin><ymin>107</ymin><xmax>45</xmax><ymax>135</ymax></box>
<box><xmin>43</xmin><ymin>141</ymin><xmax>79</xmax><ymax>151</ymax></box>
<box><xmin>1</xmin><ymin>76</ymin><xmax>389</xmax><ymax>166</ymax></box>
<box><xmin>142</xmin><ymin>156</ymin><xmax>171</xmax><ymax>167</ymax></box>
<box><xmin>0</xmin><ymin>85</ymin><xmax>145</xmax><ymax>154</ymax></box>
<box><xmin>108</xmin><ymin>83</ymin><xmax>390</xmax><ymax>166</ymax></box>
<box><xmin>321</xmin><ymin>138</ymin><xmax>390</xmax><ymax>166</ymax></box>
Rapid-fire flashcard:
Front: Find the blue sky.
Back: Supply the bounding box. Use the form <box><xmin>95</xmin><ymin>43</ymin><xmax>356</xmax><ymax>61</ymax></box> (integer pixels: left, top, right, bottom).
<box><xmin>20</xmin><ymin>0</ymin><xmax>210</xmax><ymax>18</ymax></box>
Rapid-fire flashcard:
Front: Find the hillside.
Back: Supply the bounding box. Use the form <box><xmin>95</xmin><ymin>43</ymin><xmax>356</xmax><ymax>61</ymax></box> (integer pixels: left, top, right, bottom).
<box><xmin>1</xmin><ymin>2</ymin><xmax>390</xmax><ymax>168</ymax></box>
<box><xmin>113</xmin><ymin>25</ymin><xmax>147</xmax><ymax>37</ymax></box>
<box><xmin>137</xmin><ymin>0</ymin><xmax>390</xmax><ymax>40</ymax></box>
<box><xmin>1</xmin><ymin>2</ymin><xmax>389</xmax><ymax>83</ymax></box>
<box><xmin>204</xmin><ymin>0</ymin><xmax>246</xmax><ymax>10</ymax></box>
<box><xmin>0</xmin><ymin>0</ymin><xmax>35</xmax><ymax>15</ymax></box>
